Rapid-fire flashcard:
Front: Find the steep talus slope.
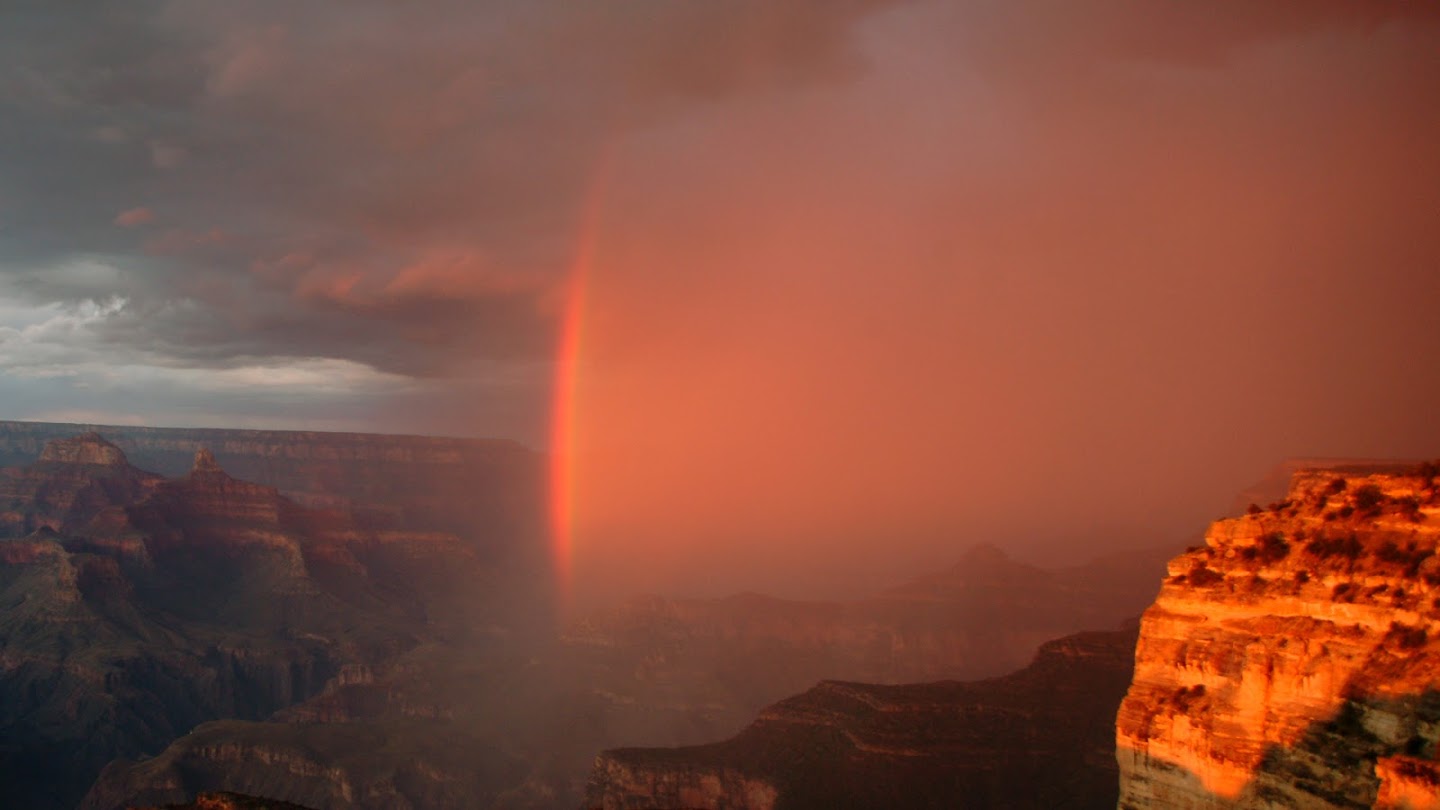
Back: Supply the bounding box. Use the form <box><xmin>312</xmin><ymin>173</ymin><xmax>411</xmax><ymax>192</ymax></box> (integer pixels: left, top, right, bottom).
<box><xmin>1117</xmin><ymin>464</ymin><xmax>1440</xmax><ymax>808</ymax></box>
<box><xmin>584</xmin><ymin>627</ymin><xmax>1138</xmax><ymax>810</ymax></box>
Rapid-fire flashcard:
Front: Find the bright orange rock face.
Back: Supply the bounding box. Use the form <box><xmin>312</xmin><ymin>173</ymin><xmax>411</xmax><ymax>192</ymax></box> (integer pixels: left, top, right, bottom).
<box><xmin>1117</xmin><ymin>464</ymin><xmax>1440</xmax><ymax>809</ymax></box>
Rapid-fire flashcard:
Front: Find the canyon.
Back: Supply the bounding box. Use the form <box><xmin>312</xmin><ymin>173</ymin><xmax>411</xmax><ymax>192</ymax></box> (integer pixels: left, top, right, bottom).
<box><xmin>0</xmin><ymin>427</ymin><xmax>535</xmax><ymax>810</ymax></box>
<box><xmin>14</xmin><ymin>419</ymin><xmax>1437</xmax><ymax>810</ymax></box>
<box><xmin>0</xmin><ymin>422</ymin><xmax>1180</xmax><ymax>809</ymax></box>
<box><xmin>88</xmin><ymin>537</ymin><xmax>1169</xmax><ymax>810</ymax></box>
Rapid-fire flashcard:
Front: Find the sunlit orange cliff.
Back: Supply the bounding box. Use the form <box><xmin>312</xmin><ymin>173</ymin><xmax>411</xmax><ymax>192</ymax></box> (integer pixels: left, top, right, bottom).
<box><xmin>1118</xmin><ymin>465</ymin><xmax>1440</xmax><ymax>808</ymax></box>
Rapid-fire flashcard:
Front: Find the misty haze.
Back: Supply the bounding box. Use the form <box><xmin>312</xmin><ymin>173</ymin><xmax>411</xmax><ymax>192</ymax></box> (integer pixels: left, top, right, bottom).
<box><xmin>1</xmin><ymin>2</ymin><xmax>1439</xmax><ymax>809</ymax></box>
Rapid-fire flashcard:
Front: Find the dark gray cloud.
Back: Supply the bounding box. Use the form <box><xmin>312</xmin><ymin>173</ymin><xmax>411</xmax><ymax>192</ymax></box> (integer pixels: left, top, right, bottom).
<box><xmin>0</xmin><ymin>0</ymin><xmax>902</xmax><ymax>403</ymax></box>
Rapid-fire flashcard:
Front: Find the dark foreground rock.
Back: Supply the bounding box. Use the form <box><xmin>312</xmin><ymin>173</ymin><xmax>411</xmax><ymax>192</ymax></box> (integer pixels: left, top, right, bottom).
<box><xmin>130</xmin><ymin>791</ymin><xmax>317</xmax><ymax>809</ymax></box>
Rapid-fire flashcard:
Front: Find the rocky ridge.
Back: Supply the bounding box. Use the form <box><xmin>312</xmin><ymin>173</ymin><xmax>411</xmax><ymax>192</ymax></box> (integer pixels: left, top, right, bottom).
<box><xmin>585</xmin><ymin>627</ymin><xmax>1139</xmax><ymax>809</ymax></box>
<box><xmin>1117</xmin><ymin>463</ymin><xmax>1440</xmax><ymax>808</ymax></box>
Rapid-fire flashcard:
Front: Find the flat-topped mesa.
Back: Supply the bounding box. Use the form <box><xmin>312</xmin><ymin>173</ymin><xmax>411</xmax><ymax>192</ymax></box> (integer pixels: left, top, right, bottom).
<box><xmin>38</xmin><ymin>432</ymin><xmax>130</xmax><ymax>467</ymax></box>
<box><xmin>1116</xmin><ymin>461</ymin><xmax>1440</xmax><ymax>809</ymax></box>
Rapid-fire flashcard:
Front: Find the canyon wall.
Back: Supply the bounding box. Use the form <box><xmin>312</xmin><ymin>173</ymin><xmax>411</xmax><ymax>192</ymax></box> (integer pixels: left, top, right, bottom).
<box><xmin>585</xmin><ymin>628</ymin><xmax>1138</xmax><ymax>810</ymax></box>
<box><xmin>0</xmin><ymin>433</ymin><xmax>511</xmax><ymax>810</ymax></box>
<box><xmin>0</xmin><ymin>420</ymin><xmax>545</xmax><ymax>542</ymax></box>
<box><xmin>1117</xmin><ymin>464</ymin><xmax>1440</xmax><ymax>809</ymax></box>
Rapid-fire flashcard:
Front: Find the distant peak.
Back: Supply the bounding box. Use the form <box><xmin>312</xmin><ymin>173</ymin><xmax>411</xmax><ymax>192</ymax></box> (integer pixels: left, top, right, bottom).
<box><xmin>38</xmin><ymin>433</ymin><xmax>129</xmax><ymax>467</ymax></box>
<box><xmin>191</xmin><ymin>446</ymin><xmax>223</xmax><ymax>475</ymax></box>
<box><xmin>961</xmin><ymin>542</ymin><xmax>1010</xmax><ymax>565</ymax></box>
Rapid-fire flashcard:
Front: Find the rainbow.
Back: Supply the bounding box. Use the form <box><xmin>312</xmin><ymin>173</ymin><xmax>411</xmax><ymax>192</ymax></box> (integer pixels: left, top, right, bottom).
<box><xmin>548</xmin><ymin>154</ymin><xmax>614</xmax><ymax>599</ymax></box>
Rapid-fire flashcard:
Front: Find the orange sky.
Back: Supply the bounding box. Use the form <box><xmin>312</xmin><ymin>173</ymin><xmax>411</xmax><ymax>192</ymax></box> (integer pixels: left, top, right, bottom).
<box><xmin>547</xmin><ymin>2</ymin><xmax>1440</xmax><ymax>602</ymax></box>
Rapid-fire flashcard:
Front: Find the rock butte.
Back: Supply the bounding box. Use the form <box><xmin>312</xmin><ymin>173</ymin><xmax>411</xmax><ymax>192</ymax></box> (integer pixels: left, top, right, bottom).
<box><xmin>1118</xmin><ymin>464</ymin><xmax>1440</xmax><ymax>809</ymax></box>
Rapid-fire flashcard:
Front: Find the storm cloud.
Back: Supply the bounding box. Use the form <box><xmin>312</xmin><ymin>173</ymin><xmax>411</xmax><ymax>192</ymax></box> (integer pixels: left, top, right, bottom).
<box><xmin>0</xmin><ymin>0</ymin><xmax>900</xmax><ymax>434</ymax></box>
<box><xmin>3</xmin><ymin>1</ymin><xmax>1440</xmax><ymax>596</ymax></box>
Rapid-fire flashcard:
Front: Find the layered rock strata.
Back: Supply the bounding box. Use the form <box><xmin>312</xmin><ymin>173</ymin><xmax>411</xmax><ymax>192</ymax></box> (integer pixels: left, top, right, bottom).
<box><xmin>0</xmin><ymin>419</ymin><xmax>544</xmax><ymax>540</ymax></box>
<box><xmin>1117</xmin><ymin>464</ymin><xmax>1440</xmax><ymax>808</ymax></box>
<box><xmin>0</xmin><ymin>434</ymin><xmax>497</xmax><ymax>810</ymax></box>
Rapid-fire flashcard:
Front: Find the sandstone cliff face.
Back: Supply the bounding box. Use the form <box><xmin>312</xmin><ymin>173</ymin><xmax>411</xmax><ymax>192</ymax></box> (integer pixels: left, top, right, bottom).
<box><xmin>585</xmin><ymin>628</ymin><xmax>1138</xmax><ymax>810</ymax></box>
<box><xmin>1117</xmin><ymin>464</ymin><xmax>1440</xmax><ymax>809</ymax></box>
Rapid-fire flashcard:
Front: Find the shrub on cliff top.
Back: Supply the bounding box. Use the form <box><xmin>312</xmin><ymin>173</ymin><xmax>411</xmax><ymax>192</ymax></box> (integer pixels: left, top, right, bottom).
<box><xmin>1258</xmin><ymin>532</ymin><xmax>1291</xmax><ymax>563</ymax></box>
<box><xmin>1306</xmin><ymin>532</ymin><xmax>1363</xmax><ymax>560</ymax></box>
<box><xmin>1172</xmin><ymin>684</ymin><xmax>1207</xmax><ymax>712</ymax></box>
<box><xmin>1355</xmin><ymin>484</ymin><xmax>1385</xmax><ymax>515</ymax></box>
<box><xmin>1187</xmin><ymin>562</ymin><xmax>1224</xmax><ymax>587</ymax></box>
<box><xmin>1387</xmin><ymin>622</ymin><xmax>1428</xmax><ymax>650</ymax></box>
<box><xmin>1376</xmin><ymin>540</ymin><xmax>1434</xmax><ymax>575</ymax></box>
